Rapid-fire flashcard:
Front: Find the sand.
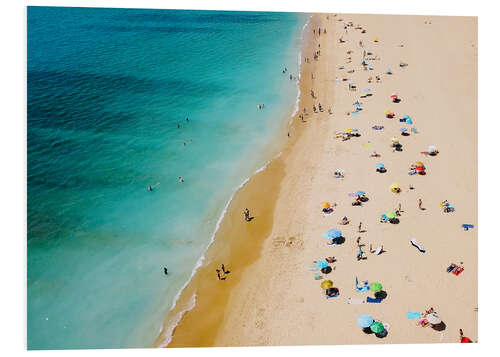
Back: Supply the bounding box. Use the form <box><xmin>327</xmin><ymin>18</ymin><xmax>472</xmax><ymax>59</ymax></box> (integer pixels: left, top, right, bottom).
<box><xmin>160</xmin><ymin>12</ymin><xmax>477</xmax><ymax>347</ymax></box>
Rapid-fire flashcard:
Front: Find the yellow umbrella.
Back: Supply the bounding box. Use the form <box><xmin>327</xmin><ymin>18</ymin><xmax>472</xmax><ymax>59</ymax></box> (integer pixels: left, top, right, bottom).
<box><xmin>346</xmin><ymin>128</ymin><xmax>353</xmax><ymax>133</ymax></box>
<box><xmin>385</xmin><ymin>110</ymin><xmax>392</xmax><ymax>114</ymax></box>
<box><xmin>390</xmin><ymin>183</ymin><xmax>400</xmax><ymax>192</ymax></box>
<box><xmin>391</xmin><ymin>137</ymin><xmax>399</xmax><ymax>143</ymax></box>
<box><xmin>373</xmin><ymin>37</ymin><xmax>379</xmax><ymax>42</ymax></box>
<box><xmin>322</xmin><ymin>202</ymin><xmax>331</xmax><ymax>209</ymax></box>
<box><xmin>416</xmin><ymin>161</ymin><xmax>424</xmax><ymax>166</ymax></box>
<box><xmin>321</xmin><ymin>280</ymin><xmax>333</xmax><ymax>289</ymax></box>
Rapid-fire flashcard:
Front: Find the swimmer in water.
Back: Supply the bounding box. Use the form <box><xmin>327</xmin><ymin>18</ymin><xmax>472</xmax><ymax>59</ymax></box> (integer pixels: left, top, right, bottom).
<box><xmin>179</xmin><ymin>176</ymin><xmax>184</xmax><ymax>183</ymax></box>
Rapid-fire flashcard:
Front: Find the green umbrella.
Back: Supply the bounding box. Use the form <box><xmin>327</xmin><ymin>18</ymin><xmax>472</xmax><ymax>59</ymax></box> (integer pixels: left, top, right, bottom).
<box><xmin>370</xmin><ymin>321</ymin><xmax>385</xmax><ymax>333</ymax></box>
<box><xmin>369</xmin><ymin>282</ymin><xmax>383</xmax><ymax>292</ymax></box>
<box><xmin>386</xmin><ymin>212</ymin><xmax>397</xmax><ymax>219</ymax></box>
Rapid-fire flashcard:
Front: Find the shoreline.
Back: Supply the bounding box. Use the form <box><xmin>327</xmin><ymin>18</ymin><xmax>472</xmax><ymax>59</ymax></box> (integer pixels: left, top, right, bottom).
<box><xmin>154</xmin><ymin>13</ymin><xmax>320</xmax><ymax>348</ymax></box>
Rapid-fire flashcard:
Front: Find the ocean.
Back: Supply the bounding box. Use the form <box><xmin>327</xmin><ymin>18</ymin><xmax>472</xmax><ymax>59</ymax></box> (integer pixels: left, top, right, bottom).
<box><xmin>27</xmin><ymin>6</ymin><xmax>307</xmax><ymax>349</ymax></box>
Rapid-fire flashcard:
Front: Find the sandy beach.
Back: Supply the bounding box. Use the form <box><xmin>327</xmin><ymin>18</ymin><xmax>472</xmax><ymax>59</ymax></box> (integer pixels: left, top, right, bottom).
<box><xmin>160</xmin><ymin>12</ymin><xmax>477</xmax><ymax>347</ymax></box>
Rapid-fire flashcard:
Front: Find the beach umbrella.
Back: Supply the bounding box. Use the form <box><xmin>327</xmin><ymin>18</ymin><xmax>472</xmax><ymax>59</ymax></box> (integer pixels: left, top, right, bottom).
<box><xmin>376</xmin><ymin>163</ymin><xmax>385</xmax><ymax>169</ymax></box>
<box><xmin>373</xmin><ymin>37</ymin><xmax>379</xmax><ymax>42</ymax></box>
<box><xmin>406</xmin><ymin>118</ymin><xmax>413</xmax><ymax>124</ymax></box>
<box><xmin>416</xmin><ymin>166</ymin><xmax>425</xmax><ymax>172</ymax></box>
<box><xmin>381</xmin><ymin>214</ymin><xmax>388</xmax><ymax>221</ymax></box>
<box><xmin>400</xmin><ymin>127</ymin><xmax>408</xmax><ymax>132</ymax></box>
<box><xmin>386</xmin><ymin>212</ymin><xmax>397</xmax><ymax>219</ymax></box>
<box><xmin>346</xmin><ymin>128</ymin><xmax>353</xmax><ymax>133</ymax></box>
<box><xmin>357</xmin><ymin>314</ymin><xmax>374</xmax><ymax>328</ymax></box>
<box><xmin>356</xmin><ymin>191</ymin><xmax>366</xmax><ymax>196</ymax></box>
<box><xmin>403</xmin><ymin>115</ymin><xmax>411</xmax><ymax>120</ymax></box>
<box><xmin>386</xmin><ymin>68</ymin><xmax>391</xmax><ymax>72</ymax></box>
<box><xmin>322</xmin><ymin>202</ymin><xmax>331</xmax><ymax>209</ymax></box>
<box><xmin>389</xmin><ymin>183</ymin><xmax>400</xmax><ymax>191</ymax></box>
<box><xmin>316</xmin><ymin>260</ymin><xmax>329</xmax><ymax>269</ymax></box>
<box><xmin>428</xmin><ymin>146</ymin><xmax>436</xmax><ymax>153</ymax></box>
<box><xmin>323</xmin><ymin>229</ymin><xmax>342</xmax><ymax>239</ymax></box>
<box><xmin>370</xmin><ymin>321</ymin><xmax>385</xmax><ymax>334</ymax></box>
<box><xmin>416</xmin><ymin>161</ymin><xmax>424</xmax><ymax>166</ymax></box>
<box><xmin>391</xmin><ymin>137</ymin><xmax>399</xmax><ymax>143</ymax></box>
<box><xmin>369</xmin><ymin>282</ymin><xmax>383</xmax><ymax>292</ymax></box>
<box><xmin>390</xmin><ymin>94</ymin><xmax>398</xmax><ymax>98</ymax></box>
<box><xmin>385</xmin><ymin>110</ymin><xmax>392</xmax><ymax>114</ymax></box>
<box><xmin>426</xmin><ymin>313</ymin><xmax>441</xmax><ymax>325</ymax></box>
<box><xmin>354</xmin><ymin>103</ymin><xmax>361</xmax><ymax>107</ymax></box>
<box><xmin>364</xmin><ymin>88</ymin><xmax>371</xmax><ymax>93</ymax></box>
<box><xmin>321</xmin><ymin>280</ymin><xmax>333</xmax><ymax>290</ymax></box>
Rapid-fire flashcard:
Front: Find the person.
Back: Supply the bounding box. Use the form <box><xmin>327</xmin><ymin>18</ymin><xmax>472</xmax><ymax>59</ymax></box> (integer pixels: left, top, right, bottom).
<box><xmin>244</xmin><ymin>208</ymin><xmax>250</xmax><ymax>221</ymax></box>
<box><xmin>177</xmin><ymin>124</ymin><xmax>180</xmax><ymax>129</ymax></box>
<box><xmin>326</xmin><ymin>256</ymin><xmax>335</xmax><ymax>263</ymax></box>
<box><xmin>356</xmin><ymin>237</ymin><xmax>361</xmax><ymax>246</ymax></box>
<box><xmin>287</xmin><ymin>132</ymin><xmax>290</xmax><ymax>137</ymax></box>
<box><xmin>221</xmin><ymin>264</ymin><xmax>228</xmax><ymax>274</ymax></box>
<box><xmin>216</xmin><ymin>269</ymin><xmax>221</xmax><ymax>280</ymax></box>
<box><xmin>418</xmin><ymin>198</ymin><xmax>423</xmax><ymax>210</ymax></box>
<box><xmin>186</xmin><ymin>116</ymin><xmax>189</xmax><ymax>122</ymax></box>
<box><xmin>358</xmin><ymin>222</ymin><xmax>362</xmax><ymax>233</ymax></box>
<box><xmin>148</xmin><ymin>185</ymin><xmax>153</xmax><ymax>191</ymax></box>
<box><xmin>357</xmin><ymin>247</ymin><xmax>365</xmax><ymax>261</ymax></box>
<box><xmin>164</xmin><ymin>267</ymin><xmax>168</xmax><ymax>275</ymax></box>
<box><xmin>178</xmin><ymin>176</ymin><xmax>184</xmax><ymax>183</ymax></box>
<box><xmin>183</xmin><ymin>142</ymin><xmax>186</xmax><ymax>146</ymax></box>
<box><xmin>460</xmin><ymin>329</ymin><xmax>472</xmax><ymax>343</ymax></box>
<box><xmin>289</xmin><ymin>74</ymin><xmax>292</xmax><ymax>80</ymax></box>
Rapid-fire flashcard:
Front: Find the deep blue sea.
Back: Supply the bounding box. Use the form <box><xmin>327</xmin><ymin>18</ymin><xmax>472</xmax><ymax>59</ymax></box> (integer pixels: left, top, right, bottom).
<box><xmin>27</xmin><ymin>6</ymin><xmax>307</xmax><ymax>350</ymax></box>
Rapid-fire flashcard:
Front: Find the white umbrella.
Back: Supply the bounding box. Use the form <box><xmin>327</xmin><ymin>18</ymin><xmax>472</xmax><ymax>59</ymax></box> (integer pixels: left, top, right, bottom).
<box><xmin>428</xmin><ymin>146</ymin><xmax>436</xmax><ymax>153</ymax></box>
<box><xmin>426</xmin><ymin>312</ymin><xmax>441</xmax><ymax>324</ymax></box>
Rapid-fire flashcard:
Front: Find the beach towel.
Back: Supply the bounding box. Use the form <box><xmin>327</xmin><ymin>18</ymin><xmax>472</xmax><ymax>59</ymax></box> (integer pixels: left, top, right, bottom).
<box><xmin>410</xmin><ymin>238</ymin><xmax>426</xmax><ymax>253</ymax></box>
<box><xmin>462</xmin><ymin>224</ymin><xmax>474</xmax><ymax>231</ymax></box>
<box><xmin>406</xmin><ymin>312</ymin><xmax>421</xmax><ymax>319</ymax></box>
<box><xmin>348</xmin><ymin>298</ymin><xmax>364</xmax><ymax>304</ymax></box>
<box><xmin>366</xmin><ymin>297</ymin><xmax>382</xmax><ymax>303</ymax></box>
<box><xmin>355</xmin><ymin>277</ymin><xmax>370</xmax><ymax>292</ymax></box>
<box><xmin>351</xmin><ymin>111</ymin><xmax>360</xmax><ymax>117</ymax></box>
<box><xmin>453</xmin><ymin>266</ymin><xmax>464</xmax><ymax>276</ymax></box>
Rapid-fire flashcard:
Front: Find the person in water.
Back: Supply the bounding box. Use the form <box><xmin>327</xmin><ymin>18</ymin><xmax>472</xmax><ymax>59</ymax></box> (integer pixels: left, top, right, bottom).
<box><xmin>164</xmin><ymin>267</ymin><xmax>168</xmax><ymax>275</ymax></box>
<box><xmin>148</xmin><ymin>186</ymin><xmax>153</xmax><ymax>191</ymax></box>
<box><xmin>178</xmin><ymin>176</ymin><xmax>184</xmax><ymax>183</ymax></box>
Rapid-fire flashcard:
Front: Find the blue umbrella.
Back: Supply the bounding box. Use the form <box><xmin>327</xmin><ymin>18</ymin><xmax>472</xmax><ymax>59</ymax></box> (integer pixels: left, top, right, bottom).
<box><xmin>323</xmin><ymin>229</ymin><xmax>342</xmax><ymax>239</ymax></box>
<box><xmin>354</xmin><ymin>103</ymin><xmax>361</xmax><ymax>107</ymax></box>
<box><xmin>400</xmin><ymin>127</ymin><xmax>408</xmax><ymax>132</ymax></box>
<box><xmin>356</xmin><ymin>191</ymin><xmax>366</xmax><ymax>196</ymax></box>
<box><xmin>316</xmin><ymin>260</ymin><xmax>329</xmax><ymax>269</ymax></box>
<box><xmin>406</xmin><ymin>118</ymin><xmax>413</xmax><ymax>124</ymax></box>
<box><xmin>357</xmin><ymin>314</ymin><xmax>374</xmax><ymax>328</ymax></box>
<box><xmin>376</xmin><ymin>163</ymin><xmax>385</xmax><ymax>168</ymax></box>
<box><xmin>403</xmin><ymin>115</ymin><xmax>411</xmax><ymax>120</ymax></box>
<box><xmin>364</xmin><ymin>88</ymin><xmax>371</xmax><ymax>93</ymax></box>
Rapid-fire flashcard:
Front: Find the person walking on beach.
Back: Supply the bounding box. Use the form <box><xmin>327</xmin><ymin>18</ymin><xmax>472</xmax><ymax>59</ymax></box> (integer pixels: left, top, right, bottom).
<box><xmin>216</xmin><ymin>269</ymin><xmax>221</xmax><ymax>280</ymax></box>
<box><xmin>221</xmin><ymin>264</ymin><xmax>228</xmax><ymax>274</ymax></box>
<box><xmin>244</xmin><ymin>208</ymin><xmax>250</xmax><ymax>221</ymax></box>
<box><xmin>358</xmin><ymin>222</ymin><xmax>362</xmax><ymax>233</ymax></box>
<box><xmin>418</xmin><ymin>198</ymin><xmax>423</xmax><ymax>210</ymax></box>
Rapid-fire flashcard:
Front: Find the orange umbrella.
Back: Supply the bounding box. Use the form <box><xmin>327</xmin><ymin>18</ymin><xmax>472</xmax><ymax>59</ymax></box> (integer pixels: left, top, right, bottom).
<box><xmin>322</xmin><ymin>202</ymin><xmax>331</xmax><ymax>209</ymax></box>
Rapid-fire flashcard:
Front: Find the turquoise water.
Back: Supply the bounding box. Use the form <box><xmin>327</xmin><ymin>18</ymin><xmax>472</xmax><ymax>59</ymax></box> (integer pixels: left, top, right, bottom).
<box><xmin>27</xmin><ymin>6</ymin><xmax>307</xmax><ymax>349</ymax></box>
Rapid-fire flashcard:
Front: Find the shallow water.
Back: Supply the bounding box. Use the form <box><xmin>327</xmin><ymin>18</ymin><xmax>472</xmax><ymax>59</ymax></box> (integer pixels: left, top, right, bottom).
<box><xmin>27</xmin><ymin>6</ymin><xmax>307</xmax><ymax>349</ymax></box>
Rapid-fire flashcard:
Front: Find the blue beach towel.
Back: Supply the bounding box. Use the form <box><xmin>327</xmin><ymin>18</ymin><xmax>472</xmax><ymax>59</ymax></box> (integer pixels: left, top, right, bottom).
<box><xmin>366</xmin><ymin>297</ymin><xmax>382</xmax><ymax>303</ymax></box>
<box><xmin>407</xmin><ymin>312</ymin><xmax>421</xmax><ymax>319</ymax></box>
<box><xmin>462</xmin><ymin>224</ymin><xmax>474</xmax><ymax>230</ymax></box>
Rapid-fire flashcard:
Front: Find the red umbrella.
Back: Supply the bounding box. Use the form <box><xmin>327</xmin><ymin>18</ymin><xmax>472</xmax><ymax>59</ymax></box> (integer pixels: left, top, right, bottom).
<box><xmin>390</xmin><ymin>94</ymin><xmax>398</xmax><ymax>98</ymax></box>
<box><xmin>416</xmin><ymin>166</ymin><xmax>425</xmax><ymax>172</ymax></box>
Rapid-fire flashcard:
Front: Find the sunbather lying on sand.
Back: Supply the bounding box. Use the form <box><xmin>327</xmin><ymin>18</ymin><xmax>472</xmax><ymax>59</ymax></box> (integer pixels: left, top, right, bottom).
<box><xmin>370</xmin><ymin>151</ymin><xmax>381</xmax><ymax>157</ymax></box>
<box><xmin>325</xmin><ymin>256</ymin><xmax>336</xmax><ymax>263</ymax></box>
<box><xmin>338</xmin><ymin>216</ymin><xmax>350</xmax><ymax>225</ymax></box>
